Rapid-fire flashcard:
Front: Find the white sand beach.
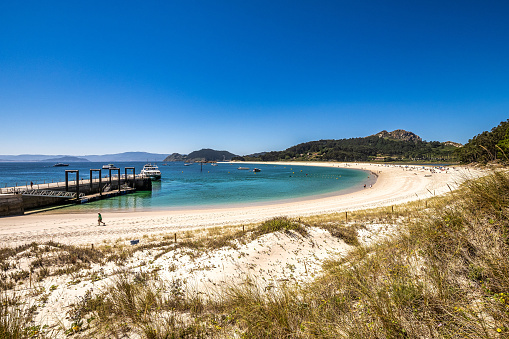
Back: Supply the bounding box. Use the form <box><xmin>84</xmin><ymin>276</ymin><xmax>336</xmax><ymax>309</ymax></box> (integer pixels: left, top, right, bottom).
<box><xmin>0</xmin><ymin>162</ymin><xmax>478</xmax><ymax>248</ymax></box>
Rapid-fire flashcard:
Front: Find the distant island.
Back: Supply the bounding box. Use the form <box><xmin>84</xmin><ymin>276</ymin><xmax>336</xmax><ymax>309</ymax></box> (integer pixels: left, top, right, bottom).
<box><xmin>83</xmin><ymin>152</ymin><xmax>168</xmax><ymax>162</ymax></box>
<box><xmin>44</xmin><ymin>156</ymin><xmax>90</xmax><ymax>163</ymax></box>
<box><xmin>163</xmin><ymin>149</ymin><xmax>238</xmax><ymax>163</ymax></box>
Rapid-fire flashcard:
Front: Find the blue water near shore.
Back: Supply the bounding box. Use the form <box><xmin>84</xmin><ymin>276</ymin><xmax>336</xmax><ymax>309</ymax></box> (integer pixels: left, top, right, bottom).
<box><xmin>0</xmin><ymin>162</ymin><xmax>371</xmax><ymax>211</ymax></box>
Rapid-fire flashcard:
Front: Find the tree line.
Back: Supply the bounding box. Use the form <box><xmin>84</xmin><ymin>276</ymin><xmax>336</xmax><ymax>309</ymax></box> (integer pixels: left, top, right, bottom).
<box><xmin>455</xmin><ymin>119</ymin><xmax>509</xmax><ymax>163</ymax></box>
<box><xmin>235</xmin><ymin>135</ymin><xmax>458</xmax><ymax>163</ymax></box>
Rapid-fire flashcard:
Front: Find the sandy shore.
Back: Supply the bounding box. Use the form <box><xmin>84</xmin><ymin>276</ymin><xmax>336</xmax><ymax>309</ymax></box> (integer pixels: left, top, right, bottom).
<box><xmin>0</xmin><ymin>162</ymin><xmax>479</xmax><ymax>247</ymax></box>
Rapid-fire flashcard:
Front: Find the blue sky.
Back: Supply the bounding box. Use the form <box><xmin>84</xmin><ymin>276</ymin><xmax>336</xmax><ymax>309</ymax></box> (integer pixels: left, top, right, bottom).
<box><xmin>1</xmin><ymin>1</ymin><xmax>508</xmax><ymax>156</ymax></box>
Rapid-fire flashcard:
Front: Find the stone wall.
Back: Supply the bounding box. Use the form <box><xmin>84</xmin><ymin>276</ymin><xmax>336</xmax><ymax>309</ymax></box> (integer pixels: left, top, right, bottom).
<box><xmin>0</xmin><ymin>194</ymin><xmax>24</xmax><ymax>217</ymax></box>
<box><xmin>22</xmin><ymin>195</ymin><xmax>67</xmax><ymax>210</ymax></box>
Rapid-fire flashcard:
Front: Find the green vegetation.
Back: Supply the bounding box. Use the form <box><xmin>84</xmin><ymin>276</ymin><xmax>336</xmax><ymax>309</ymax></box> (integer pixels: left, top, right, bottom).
<box><xmin>236</xmin><ymin>130</ymin><xmax>459</xmax><ymax>162</ymax></box>
<box><xmin>255</xmin><ymin>216</ymin><xmax>308</xmax><ymax>237</ymax></box>
<box><xmin>456</xmin><ymin>119</ymin><xmax>509</xmax><ymax>164</ymax></box>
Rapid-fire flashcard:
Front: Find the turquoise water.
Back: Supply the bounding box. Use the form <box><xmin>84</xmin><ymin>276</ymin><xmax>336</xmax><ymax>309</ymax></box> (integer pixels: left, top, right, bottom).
<box><xmin>0</xmin><ymin>162</ymin><xmax>372</xmax><ymax>211</ymax></box>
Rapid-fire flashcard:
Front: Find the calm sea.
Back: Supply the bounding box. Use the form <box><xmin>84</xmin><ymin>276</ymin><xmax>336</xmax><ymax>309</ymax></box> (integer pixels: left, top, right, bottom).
<box><xmin>0</xmin><ymin>162</ymin><xmax>372</xmax><ymax>211</ymax></box>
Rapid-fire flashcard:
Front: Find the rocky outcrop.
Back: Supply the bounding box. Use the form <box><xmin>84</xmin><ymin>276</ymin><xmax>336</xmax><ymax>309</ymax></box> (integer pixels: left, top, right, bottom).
<box><xmin>443</xmin><ymin>141</ymin><xmax>463</xmax><ymax>147</ymax></box>
<box><xmin>374</xmin><ymin>130</ymin><xmax>422</xmax><ymax>142</ymax></box>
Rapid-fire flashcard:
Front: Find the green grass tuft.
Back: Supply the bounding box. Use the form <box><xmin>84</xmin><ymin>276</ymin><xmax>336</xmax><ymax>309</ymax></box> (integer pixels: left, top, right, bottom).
<box><xmin>255</xmin><ymin>216</ymin><xmax>308</xmax><ymax>237</ymax></box>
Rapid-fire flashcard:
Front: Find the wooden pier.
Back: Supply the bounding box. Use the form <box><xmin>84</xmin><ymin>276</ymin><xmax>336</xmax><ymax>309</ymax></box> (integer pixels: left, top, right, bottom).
<box><xmin>0</xmin><ymin>168</ymin><xmax>152</xmax><ymax>216</ymax></box>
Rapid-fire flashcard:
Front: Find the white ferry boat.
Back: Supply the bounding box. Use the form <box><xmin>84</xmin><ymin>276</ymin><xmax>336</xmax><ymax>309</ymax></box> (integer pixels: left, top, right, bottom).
<box><xmin>102</xmin><ymin>164</ymin><xmax>116</xmax><ymax>169</ymax></box>
<box><xmin>140</xmin><ymin>163</ymin><xmax>162</xmax><ymax>180</ymax></box>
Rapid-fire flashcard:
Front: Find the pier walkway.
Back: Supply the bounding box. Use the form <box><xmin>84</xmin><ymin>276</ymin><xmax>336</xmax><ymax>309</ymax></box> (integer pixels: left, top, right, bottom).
<box><xmin>0</xmin><ymin>173</ymin><xmax>152</xmax><ymax>216</ymax></box>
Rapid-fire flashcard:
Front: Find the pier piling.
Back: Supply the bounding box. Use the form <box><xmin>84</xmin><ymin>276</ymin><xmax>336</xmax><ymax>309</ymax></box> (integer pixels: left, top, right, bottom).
<box><xmin>90</xmin><ymin>169</ymin><xmax>102</xmax><ymax>195</ymax></box>
<box><xmin>65</xmin><ymin>170</ymin><xmax>79</xmax><ymax>199</ymax></box>
<box><xmin>125</xmin><ymin>167</ymin><xmax>135</xmax><ymax>188</ymax></box>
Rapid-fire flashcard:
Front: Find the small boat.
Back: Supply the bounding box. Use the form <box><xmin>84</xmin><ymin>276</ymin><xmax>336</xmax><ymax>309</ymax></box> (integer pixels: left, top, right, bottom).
<box><xmin>238</xmin><ymin>167</ymin><xmax>250</xmax><ymax>170</ymax></box>
<box><xmin>253</xmin><ymin>168</ymin><xmax>261</xmax><ymax>172</ymax></box>
<box><xmin>140</xmin><ymin>163</ymin><xmax>162</xmax><ymax>180</ymax></box>
<box><xmin>211</xmin><ymin>163</ymin><xmax>218</xmax><ymax>166</ymax></box>
<box><xmin>102</xmin><ymin>164</ymin><xmax>116</xmax><ymax>169</ymax></box>
<box><xmin>184</xmin><ymin>163</ymin><xmax>192</xmax><ymax>166</ymax></box>
<box><xmin>53</xmin><ymin>163</ymin><xmax>69</xmax><ymax>167</ymax></box>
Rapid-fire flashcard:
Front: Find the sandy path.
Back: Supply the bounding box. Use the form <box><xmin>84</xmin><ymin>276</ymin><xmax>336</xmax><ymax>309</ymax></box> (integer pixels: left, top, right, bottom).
<box><xmin>0</xmin><ymin>162</ymin><xmax>478</xmax><ymax>247</ymax></box>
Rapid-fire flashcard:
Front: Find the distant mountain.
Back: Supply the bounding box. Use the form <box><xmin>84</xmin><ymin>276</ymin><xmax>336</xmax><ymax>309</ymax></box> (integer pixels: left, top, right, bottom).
<box><xmin>0</xmin><ymin>154</ymin><xmax>68</xmax><ymax>162</ymax></box>
<box><xmin>0</xmin><ymin>152</ymin><xmax>169</xmax><ymax>162</ymax></box>
<box><xmin>83</xmin><ymin>152</ymin><xmax>168</xmax><ymax>162</ymax></box>
<box><xmin>244</xmin><ymin>130</ymin><xmax>460</xmax><ymax>162</ymax></box>
<box><xmin>43</xmin><ymin>156</ymin><xmax>90</xmax><ymax>162</ymax></box>
<box><xmin>163</xmin><ymin>149</ymin><xmax>238</xmax><ymax>162</ymax></box>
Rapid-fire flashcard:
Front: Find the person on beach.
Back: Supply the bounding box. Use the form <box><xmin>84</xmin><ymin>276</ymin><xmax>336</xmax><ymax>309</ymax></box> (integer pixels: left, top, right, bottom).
<box><xmin>98</xmin><ymin>213</ymin><xmax>105</xmax><ymax>226</ymax></box>
<box><xmin>30</xmin><ymin>181</ymin><xmax>33</xmax><ymax>189</ymax></box>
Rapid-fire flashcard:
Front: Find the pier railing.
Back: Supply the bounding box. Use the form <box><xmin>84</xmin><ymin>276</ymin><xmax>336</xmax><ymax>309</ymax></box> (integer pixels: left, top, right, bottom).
<box><xmin>3</xmin><ymin>188</ymin><xmax>85</xmax><ymax>199</ymax></box>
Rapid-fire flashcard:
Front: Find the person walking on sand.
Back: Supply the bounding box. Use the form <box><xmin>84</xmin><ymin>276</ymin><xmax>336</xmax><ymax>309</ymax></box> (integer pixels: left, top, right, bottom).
<box><xmin>98</xmin><ymin>213</ymin><xmax>105</xmax><ymax>226</ymax></box>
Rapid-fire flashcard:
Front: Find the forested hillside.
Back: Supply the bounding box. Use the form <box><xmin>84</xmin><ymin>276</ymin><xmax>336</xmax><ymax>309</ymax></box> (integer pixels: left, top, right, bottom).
<box><xmin>456</xmin><ymin>119</ymin><xmax>509</xmax><ymax>163</ymax></box>
<box><xmin>238</xmin><ymin>130</ymin><xmax>459</xmax><ymax>162</ymax></box>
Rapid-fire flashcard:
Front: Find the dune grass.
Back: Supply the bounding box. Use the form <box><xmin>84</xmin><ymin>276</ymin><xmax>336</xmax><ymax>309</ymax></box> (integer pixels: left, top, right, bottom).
<box><xmin>215</xmin><ymin>170</ymin><xmax>509</xmax><ymax>338</ymax></box>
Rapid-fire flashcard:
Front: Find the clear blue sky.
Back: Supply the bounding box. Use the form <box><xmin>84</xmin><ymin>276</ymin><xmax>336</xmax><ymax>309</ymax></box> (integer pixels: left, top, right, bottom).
<box><xmin>1</xmin><ymin>1</ymin><xmax>508</xmax><ymax>156</ymax></box>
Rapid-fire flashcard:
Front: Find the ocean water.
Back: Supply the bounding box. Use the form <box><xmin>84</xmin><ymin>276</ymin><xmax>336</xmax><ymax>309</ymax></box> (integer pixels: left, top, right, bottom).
<box><xmin>0</xmin><ymin>162</ymin><xmax>372</xmax><ymax>211</ymax></box>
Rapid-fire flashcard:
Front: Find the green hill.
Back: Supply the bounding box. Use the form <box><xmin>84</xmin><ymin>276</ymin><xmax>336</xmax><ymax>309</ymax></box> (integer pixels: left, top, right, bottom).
<box><xmin>164</xmin><ymin>149</ymin><xmax>238</xmax><ymax>162</ymax></box>
<box><xmin>242</xmin><ymin>130</ymin><xmax>460</xmax><ymax>163</ymax></box>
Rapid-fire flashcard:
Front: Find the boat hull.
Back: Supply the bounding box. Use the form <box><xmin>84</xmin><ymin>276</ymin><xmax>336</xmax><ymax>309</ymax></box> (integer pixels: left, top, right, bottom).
<box><xmin>140</xmin><ymin>163</ymin><xmax>162</xmax><ymax>181</ymax></box>
<box><xmin>146</xmin><ymin>174</ymin><xmax>161</xmax><ymax>181</ymax></box>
